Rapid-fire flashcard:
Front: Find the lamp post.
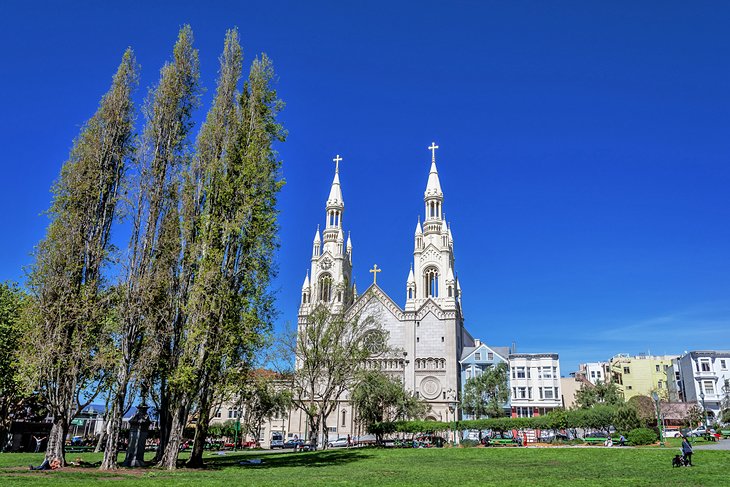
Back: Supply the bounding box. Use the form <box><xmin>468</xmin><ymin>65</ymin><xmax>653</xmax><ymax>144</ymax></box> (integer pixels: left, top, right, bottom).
<box><xmin>651</xmin><ymin>392</ymin><xmax>664</xmax><ymax>447</ymax></box>
<box><xmin>448</xmin><ymin>402</ymin><xmax>458</xmax><ymax>446</ymax></box>
<box><xmin>699</xmin><ymin>391</ymin><xmax>707</xmax><ymax>429</ymax></box>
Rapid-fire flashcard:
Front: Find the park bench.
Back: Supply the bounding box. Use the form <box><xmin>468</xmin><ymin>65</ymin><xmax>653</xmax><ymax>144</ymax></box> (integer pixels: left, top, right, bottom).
<box><xmin>66</xmin><ymin>446</ymin><xmax>95</xmax><ymax>453</ymax></box>
<box><xmin>489</xmin><ymin>439</ymin><xmax>517</xmax><ymax>446</ymax></box>
<box><xmin>720</xmin><ymin>430</ymin><xmax>730</xmax><ymax>439</ymax></box>
<box><xmin>582</xmin><ymin>437</ymin><xmax>607</xmax><ymax>445</ymax></box>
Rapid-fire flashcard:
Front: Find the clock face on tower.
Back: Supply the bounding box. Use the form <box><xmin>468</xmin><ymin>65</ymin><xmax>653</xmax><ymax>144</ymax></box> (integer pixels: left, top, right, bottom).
<box><xmin>320</xmin><ymin>257</ymin><xmax>333</xmax><ymax>270</ymax></box>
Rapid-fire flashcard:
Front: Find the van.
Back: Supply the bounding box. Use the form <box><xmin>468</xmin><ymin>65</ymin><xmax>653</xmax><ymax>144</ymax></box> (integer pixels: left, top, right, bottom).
<box><xmin>271</xmin><ymin>432</ymin><xmax>284</xmax><ymax>449</ymax></box>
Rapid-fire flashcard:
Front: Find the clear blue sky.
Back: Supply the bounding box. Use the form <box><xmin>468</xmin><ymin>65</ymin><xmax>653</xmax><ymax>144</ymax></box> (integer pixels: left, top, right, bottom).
<box><xmin>1</xmin><ymin>1</ymin><xmax>729</xmax><ymax>373</ymax></box>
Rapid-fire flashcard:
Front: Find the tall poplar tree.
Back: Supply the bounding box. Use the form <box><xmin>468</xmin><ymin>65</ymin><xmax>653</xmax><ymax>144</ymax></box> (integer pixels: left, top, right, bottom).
<box><xmin>101</xmin><ymin>26</ymin><xmax>200</xmax><ymax>470</ymax></box>
<box><xmin>0</xmin><ymin>282</ymin><xmax>26</xmax><ymax>450</ymax></box>
<box><xmin>24</xmin><ymin>49</ymin><xmax>138</xmax><ymax>465</ymax></box>
<box><xmin>160</xmin><ymin>36</ymin><xmax>286</xmax><ymax>469</ymax></box>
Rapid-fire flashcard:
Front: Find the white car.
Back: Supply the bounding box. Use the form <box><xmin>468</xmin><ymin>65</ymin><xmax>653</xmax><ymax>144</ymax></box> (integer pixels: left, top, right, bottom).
<box><xmin>663</xmin><ymin>429</ymin><xmax>682</xmax><ymax>438</ymax></box>
<box><xmin>327</xmin><ymin>437</ymin><xmax>349</xmax><ymax>448</ymax></box>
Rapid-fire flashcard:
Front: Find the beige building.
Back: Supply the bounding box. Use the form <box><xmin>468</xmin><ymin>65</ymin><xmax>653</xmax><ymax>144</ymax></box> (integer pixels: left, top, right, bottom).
<box><xmin>560</xmin><ymin>376</ymin><xmax>589</xmax><ymax>409</ymax></box>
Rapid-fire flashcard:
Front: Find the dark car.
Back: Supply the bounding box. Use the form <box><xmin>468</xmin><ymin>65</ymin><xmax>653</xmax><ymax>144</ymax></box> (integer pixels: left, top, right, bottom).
<box><xmin>283</xmin><ymin>439</ymin><xmax>305</xmax><ymax>449</ymax></box>
<box><xmin>584</xmin><ymin>432</ymin><xmax>608</xmax><ymax>438</ymax></box>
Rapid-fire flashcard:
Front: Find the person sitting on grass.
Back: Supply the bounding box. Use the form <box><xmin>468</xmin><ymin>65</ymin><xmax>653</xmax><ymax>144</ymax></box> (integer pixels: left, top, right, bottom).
<box><xmin>29</xmin><ymin>457</ymin><xmax>61</xmax><ymax>471</ymax></box>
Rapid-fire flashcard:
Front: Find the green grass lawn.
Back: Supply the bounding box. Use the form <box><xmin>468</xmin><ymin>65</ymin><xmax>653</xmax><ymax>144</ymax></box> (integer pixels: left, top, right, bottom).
<box><xmin>1</xmin><ymin>446</ymin><xmax>727</xmax><ymax>486</ymax></box>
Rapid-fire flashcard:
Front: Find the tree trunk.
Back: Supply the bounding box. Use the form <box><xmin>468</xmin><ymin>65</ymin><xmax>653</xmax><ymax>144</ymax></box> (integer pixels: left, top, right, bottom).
<box><xmin>186</xmin><ymin>401</ymin><xmax>211</xmax><ymax>468</ymax></box>
<box><xmin>158</xmin><ymin>404</ymin><xmax>186</xmax><ymax>469</ymax></box>
<box><xmin>100</xmin><ymin>400</ymin><xmax>123</xmax><ymax>469</ymax></box>
<box><xmin>153</xmin><ymin>385</ymin><xmax>171</xmax><ymax>463</ymax></box>
<box><xmin>46</xmin><ymin>418</ymin><xmax>67</xmax><ymax>465</ymax></box>
<box><xmin>94</xmin><ymin>417</ymin><xmax>109</xmax><ymax>453</ymax></box>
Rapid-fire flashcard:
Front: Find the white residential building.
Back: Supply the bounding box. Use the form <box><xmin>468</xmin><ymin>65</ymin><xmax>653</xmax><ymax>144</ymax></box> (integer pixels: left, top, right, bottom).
<box><xmin>509</xmin><ymin>353</ymin><xmax>562</xmax><ymax>417</ymax></box>
<box><xmin>578</xmin><ymin>361</ymin><xmax>609</xmax><ymax>384</ymax></box>
<box><xmin>668</xmin><ymin>351</ymin><xmax>730</xmax><ymax>424</ymax></box>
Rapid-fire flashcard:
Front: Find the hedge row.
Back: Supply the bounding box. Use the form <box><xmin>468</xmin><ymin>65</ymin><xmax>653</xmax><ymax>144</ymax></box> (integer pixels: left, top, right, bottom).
<box><xmin>373</xmin><ymin>405</ymin><xmax>621</xmax><ymax>434</ymax></box>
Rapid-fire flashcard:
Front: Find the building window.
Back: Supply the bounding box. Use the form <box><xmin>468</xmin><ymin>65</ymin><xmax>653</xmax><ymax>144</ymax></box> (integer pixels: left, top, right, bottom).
<box><xmin>704</xmin><ymin>381</ymin><xmax>715</xmax><ymax>394</ymax></box>
<box><xmin>542</xmin><ymin>366</ymin><xmax>553</xmax><ymax>379</ymax></box>
<box><xmin>424</xmin><ymin>267</ymin><xmax>439</xmax><ymax>298</ymax></box>
<box><xmin>623</xmin><ymin>367</ymin><xmax>630</xmax><ymax>374</ymax></box>
<box><xmin>417</xmin><ymin>337</ymin><xmax>419</xmax><ymax>343</ymax></box>
<box><xmin>626</xmin><ymin>386</ymin><xmax>633</xmax><ymax>390</ymax></box>
<box><xmin>721</xmin><ymin>360</ymin><xmax>727</xmax><ymax>370</ymax></box>
<box><xmin>214</xmin><ymin>409</ymin><xmax>221</xmax><ymax>418</ymax></box>
<box><xmin>517</xmin><ymin>387</ymin><xmax>527</xmax><ymax>399</ymax></box>
<box><xmin>516</xmin><ymin>367</ymin><xmax>526</xmax><ymax>379</ymax></box>
<box><xmin>655</xmin><ymin>365</ymin><xmax>660</xmax><ymax>372</ymax></box>
<box><xmin>408</xmin><ymin>289</ymin><xmax>413</xmax><ymax>299</ymax></box>
<box><xmin>475</xmin><ymin>352</ymin><xmax>481</xmax><ymax>361</ymax></box>
<box><xmin>488</xmin><ymin>352</ymin><xmax>493</xmax><ymax>360</ymax></box>
<box><xmin>341</xmin><ymin>410</ymin><xmax>346</xmax><ymax>427</ymax></box>
<box><xmin>318</xmin><ymin>273</ymin><xmax>333</xmax><ymax>302</ymax></box>
<box><xmin>544</xmin><ymin>388</ymin><xmax>554</xmax><ymax>399</ymax></box>
<box><xmin>441</xmin><ymin>336</ymin><xmax>444</xmax><ymax>342</ymax></box>
<box><xmin>228</xmin><ymin>409</ymin><xmax>239</xmax><ymax>419</ymax></box>
<box><xmin>700</xmin><ymin>359</ymin><xmax>711</xmax><ymax>372</ymax></box>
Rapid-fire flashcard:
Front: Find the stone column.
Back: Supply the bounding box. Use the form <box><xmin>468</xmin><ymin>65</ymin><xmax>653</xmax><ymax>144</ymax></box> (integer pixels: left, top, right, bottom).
<box><xmin>123</xmin><ymin>405</ymin><xmax>150</xmax><ymax>467</ymax></box>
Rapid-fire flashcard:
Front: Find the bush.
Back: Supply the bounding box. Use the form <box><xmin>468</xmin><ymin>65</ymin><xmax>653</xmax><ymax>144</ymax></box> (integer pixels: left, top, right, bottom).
<box><xmin>628</xmin><ymin>427</ymin><xmax>657</xmax><ymax>445</ymax></box>
<box><xmin>459</xmin><ymin>439</ymin><xmax>479</xmax><ymax>448</ymax></box>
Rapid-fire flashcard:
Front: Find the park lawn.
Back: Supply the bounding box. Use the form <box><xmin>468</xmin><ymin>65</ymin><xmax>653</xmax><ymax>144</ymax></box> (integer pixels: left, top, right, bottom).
<box><xmin>0</xmin><ymin>447</ymin><xmax>728</xmax><ymax>487</ymax></box>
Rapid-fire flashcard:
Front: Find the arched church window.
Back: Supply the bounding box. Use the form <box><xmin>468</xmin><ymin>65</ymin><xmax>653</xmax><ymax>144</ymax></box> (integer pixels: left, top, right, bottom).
<box><xmin>424</xmin><ymin>267</ymin><xmax>439</xmax><ymax>298</ymax></box>
<box><xmin>448</xmin><ymin>286</ymin><xmax>453</xmax><ymax>297</ymax></box>
<box><xmin>341</xmin><ymin>409</ymin><xmax>346</xmax><ymax>427</ymax></box>
<box><xmin>318</xmin><ymin>273</ymin><xmax>333</xmax><ymax>302</ymax></box>
<box><xmin>408</xmin><ymin>288</ymin><xmax>413</xmax><ymax>299</ymax></box>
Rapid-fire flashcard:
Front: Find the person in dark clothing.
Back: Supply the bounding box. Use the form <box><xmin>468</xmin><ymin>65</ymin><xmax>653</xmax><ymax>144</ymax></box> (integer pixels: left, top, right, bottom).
<box><xmin>29</xmin><ymin>457</ymin><xmax>61</xmax><ymax>471</ymax></box>
<box><xmin>681</xmin><ymin>437</ymin><xmax>694</xmax><ymax>466</ymax></box>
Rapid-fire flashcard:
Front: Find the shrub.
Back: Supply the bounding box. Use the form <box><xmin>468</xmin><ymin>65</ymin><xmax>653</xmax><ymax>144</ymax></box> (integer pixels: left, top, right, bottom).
<box><xmin>628</xmin><ymin>427</ymin><xmax>657</xmax><ymax>445</ymax></box>
<box><xmin>459</xmin><ymin>439</ymin><xmax>479</xmax><ymax>448</ymax></box>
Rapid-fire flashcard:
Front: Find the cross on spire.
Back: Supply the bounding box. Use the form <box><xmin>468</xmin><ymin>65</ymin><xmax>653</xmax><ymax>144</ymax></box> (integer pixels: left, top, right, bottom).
<box><xmin>369</xmin><ymin>264</ymin><xmax>381</xmax><ymax>285</ymax></box>
<box><xmin>333</xmin><ymin>154</ymin><xmax>343</xmax><ymax>173</ymax></box>
<box><xmin>428</xmin><ymin>142</ymin><xmax>439</xmax><ymax>163</ymax></box>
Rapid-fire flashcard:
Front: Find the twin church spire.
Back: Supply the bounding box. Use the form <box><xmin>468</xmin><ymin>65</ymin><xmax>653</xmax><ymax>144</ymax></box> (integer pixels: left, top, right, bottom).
<box><xmin>301</xmin><ymin>144</ymin><xmax>460</xmax><ymax>314</ymax></box>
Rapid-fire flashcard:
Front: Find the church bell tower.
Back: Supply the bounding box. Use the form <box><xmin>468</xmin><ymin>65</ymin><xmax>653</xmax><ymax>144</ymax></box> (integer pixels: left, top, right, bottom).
<box><xmin>405</xmin><ymin>142</ymin><xmax>460</xmax><ymax>312</ymax></box>
<box><xmin>299</xmin><ymin>155</ymin><xmax>354</xmax><ymax>318</ymax></box>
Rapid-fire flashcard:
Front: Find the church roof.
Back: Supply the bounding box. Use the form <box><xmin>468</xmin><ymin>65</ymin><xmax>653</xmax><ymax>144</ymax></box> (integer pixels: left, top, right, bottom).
<box><xmin>313</xmin><ymin>226</ymin><xmax>321</xmax><ymax>243</ymax></box>
<box><xmin>302</xmin><ymin>271</ymin><xmax>310</xmax><ymax>289</ymax></box>
<box><xmin>407</xmin><ymin>265</ymin><xmax>415</xmax><ymax>284</ymax></box>
<box><xmin>415</xmin><ymin>217</ymin><xmax>422</xmax><ymax>235</ymax></box>
<box><xmin>424</xmin><ymin>159</ymin><xmax>443</xmax><ymax>198</ymax></box>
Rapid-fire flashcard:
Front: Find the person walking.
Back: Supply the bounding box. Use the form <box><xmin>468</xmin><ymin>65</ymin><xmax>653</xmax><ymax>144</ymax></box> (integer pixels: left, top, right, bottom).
<box><xmin>681</xmin><ymin>436</ymin><xmax>694</xmax><ymax>466</ymax></box>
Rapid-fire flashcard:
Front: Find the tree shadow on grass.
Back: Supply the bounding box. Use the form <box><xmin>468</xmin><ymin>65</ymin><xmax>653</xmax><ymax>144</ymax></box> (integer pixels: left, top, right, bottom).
<box><xmin>203</xmin><ymin>449</ymin><xmax>373</xmax><ymax>470</ymax></box>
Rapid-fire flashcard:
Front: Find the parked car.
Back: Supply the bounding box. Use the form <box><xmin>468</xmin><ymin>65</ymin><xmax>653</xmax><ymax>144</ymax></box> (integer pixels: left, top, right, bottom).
<box><xmin>270</xmin><ymin>432</ymin><xmax>285</xmax><ymax>449</ymax></box>
<box><xmin>283</xmin><ymin>439</ymin><xmax>305</xmax><ymax>449</ymax></box>
<box><xmin>542</xmin><ymin>433</ymin><xmax>571</xmax><ymax>442</ymax></box>
<box><xmin>663</xmin><ymin>428</ymin><xmax>682</xmax><ymax>438</ymax></box>
<box><xmin>327</xmin><ymin>437</ymin><xmax>349</xmax><ymax>448</ymax></box>
<box><xmin>689</xmin><ymin>427</ymin><xmax>709</xmax><ymax>437</ymax></box>
<box><xmin>414</xmin><ymin>435</ymin><xmax>445</xmax><ymax>448</ymax></box>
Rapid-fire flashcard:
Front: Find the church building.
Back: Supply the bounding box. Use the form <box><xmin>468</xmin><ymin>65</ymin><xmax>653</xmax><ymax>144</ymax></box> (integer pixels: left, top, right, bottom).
<box><xmin>289</xmin><ymin>144</ymin><xmax>478</xmax><ymax>439</ymax></box>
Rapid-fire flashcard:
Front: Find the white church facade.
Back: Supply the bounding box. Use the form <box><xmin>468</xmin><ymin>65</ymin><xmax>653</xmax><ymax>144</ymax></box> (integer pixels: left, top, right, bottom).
<box><xmin>287</xmin><ymin>144</ymin><xmax>479</xmax><ymax>441</ymax></box>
